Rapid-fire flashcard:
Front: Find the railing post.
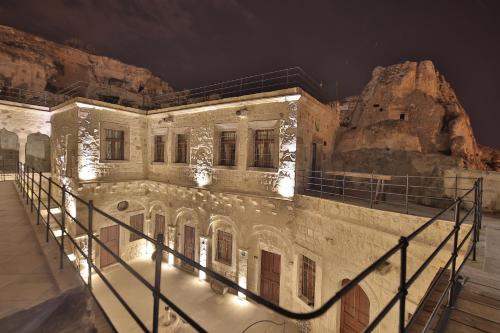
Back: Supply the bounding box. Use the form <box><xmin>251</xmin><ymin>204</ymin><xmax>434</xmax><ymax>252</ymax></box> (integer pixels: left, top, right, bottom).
<box><xmin>37</xmin><ymin>172</ymin><xmax>42</xmax><ymax>225</ymax></box>
<box><xmin>342</xmin><ymin>172</ymin><xmax>346</xmax><ymax>202</ymax></box>
<box><xmin>87</xmin><ymin>200</ymin><xmax>94</xmax><ymax>289</ymax></box>
<box><xmin>30</xmin><ymin>167</ymin><xmax>34</xmax><ymax>212</ymax></box>
<box><xmin>46</xmin><ymin>177</ymin><xmax>52</xmax><ymax>243</ymax></box>
<box><xmin>370</xmin><ymin>173</ymin><xmax>374</xmax><ymax>208</ymax></box>
<box><xmin>152</xmin><ymin>233</ymin><xmax>164</xmax><ymax>333</ymax></box>
<box><xmin>399</xmin><ymin>236</ymin><xmax>409</xmax><ymax>333</ymax></box>
<box><xmin>472</xmin><ymin>181</ymin><xmax>478</xmax><ymax>261</ymax></box>
<box><xmin>60</xmin><ymin>185</ymin><xmax>66</xmax><ymax>269</ymax></box>
<box><xmin>479</xmin><ymin>178</ymin><xmax>483</xmax><ymax>229</ymax></box>
<box><xmin>320</xmin><ymin>170</ymin><xmax>323</xmax><ymax>198</ymax></box>
<box><xmin>25</xmin><ymin>167</ymin><xmax>29</xmax><ymax>205</ymax></box>
<box><xmin>405</xmin><ymin>174</ymin><xmax>409</xmax><ymax>214</ymax></box>
<box><xmin>448</xmin><ymin>199</ymin><xmax>461</xmax><ymax>308</ymax></box>
<box><xmin>454</xmin><ymin>174</ymin><xmax>458</xmax><ymax>199</ymax></box>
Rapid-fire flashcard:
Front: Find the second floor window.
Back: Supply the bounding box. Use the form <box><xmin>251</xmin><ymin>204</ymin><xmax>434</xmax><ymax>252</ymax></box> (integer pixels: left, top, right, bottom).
<box><xmin>219</xmin><ymin>131</ymin><xmax>236</xmax><ymax>166</ymax></box>
<box><xmin>105</xmin><ymin>129</ymin><xmax>124</xmax><ymax>160</ymax></box>
<box><xmin>215</xmin><ymin>230</ymin><xmax>232</xmax><ymax>265</ymax></box>
<box><xmin>299</xmin><ymin>255</ymin><xmax>316</xmax><ymax>306</ymax></box>
<box><xmin>175</xmin><ymin>134</ymin><xmax>188</xmax><ymax>163</ymax></box>
<box><xmin>254</xmin><ymin>129</ymin><xmax>274</xmax><ymax>168</ymax></box>
<box><xmin>154</xmin><ymin>135</ymin><xmax>165</xmax><ymax>162</ymax></box>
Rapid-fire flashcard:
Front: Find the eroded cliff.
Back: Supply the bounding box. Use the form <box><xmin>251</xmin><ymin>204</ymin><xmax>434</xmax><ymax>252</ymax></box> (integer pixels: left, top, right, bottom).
<box><xmin>0</xmin><ymin>25</ymin><xmax>173</xmax><ymax>108</ymax></box>
<box><xmin>335</xmin><ymin>61</ymin><xmax>499</xmax><ymax>174</ymax></box>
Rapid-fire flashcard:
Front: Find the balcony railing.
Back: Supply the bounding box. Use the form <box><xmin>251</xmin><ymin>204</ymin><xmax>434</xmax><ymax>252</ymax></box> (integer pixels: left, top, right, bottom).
<box><xmin>0</xmin><ymin>67</ymin><xmax>327</xmax><ymax>111</ymax></box>
<box><xmin>297</xmin><ymin>170</ymin><xmax>479</xmax><ymax>220</ymax></box>
<box><xmin>150</xmin><ymin>67</ymin><xmax>327</xmax><ymax>109</ymax></box>
<box><xmin>16</xmin><ymin>162</ymin><xmax>482</xmax><ymax>333</ymax></box>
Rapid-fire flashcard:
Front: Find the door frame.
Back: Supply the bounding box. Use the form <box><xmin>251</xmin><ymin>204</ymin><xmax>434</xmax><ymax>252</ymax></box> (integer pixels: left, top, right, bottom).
<box><xmin>257</xmin><ymin>245</ymin><xmax>284</xmax><ymax>306</ymax></box>
<box><xmin>99</xmin><ymin>224</ymin><xmax>120</xmax><ymax>268</ymax></box>
<box><xmin>339</xmin><ymin>278</ymin><xmax>370</xmax><ymax>333</ymax></box>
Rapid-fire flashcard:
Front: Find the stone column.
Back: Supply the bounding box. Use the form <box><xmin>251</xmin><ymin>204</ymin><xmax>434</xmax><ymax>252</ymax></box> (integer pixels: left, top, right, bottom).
<box><xmin>167</xmin><ymin>225</ymin><xmax>176</xmax><ymax>265</ymax></box>
<box><xmin>199</xmin><ymin>236</ymin><xmax>208</xmax><ymax>280</ymax></box>
<box><xmin>18</xmin><ymin>133</ymin><xmax>27</xmax><ymax>164</ymax></box>
<box><xmin>238</xmin><ymin>248</ymin><xmax>249</xmax><ymax>299</ymax></box>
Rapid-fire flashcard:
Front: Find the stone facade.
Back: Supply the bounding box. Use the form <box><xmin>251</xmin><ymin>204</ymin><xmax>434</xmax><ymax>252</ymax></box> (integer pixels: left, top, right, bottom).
<box><xmin>2</xmin><ymin>87</ymin><xmax>470</xmax><ymax>332</ymax></box>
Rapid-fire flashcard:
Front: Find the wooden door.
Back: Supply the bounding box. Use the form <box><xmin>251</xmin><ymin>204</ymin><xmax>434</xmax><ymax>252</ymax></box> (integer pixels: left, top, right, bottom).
<box><xmin>260</xmin><ymin>250</ymin><xmax>281</xmax><ymax>305</ymax></box>
<box><xmin>182</xmin><ymin>225</ymin><xmax>195</xmax><ymax>271</ymax></box>
<box><xmin>154</xmin><ymin>214</ymin><xmax>165</xmax><ymax>240</ymax></box>
<box><xmin>100</xmin><ymin>225</ymin><xmax>119</xmax><ymax>268</ymax></box>
<box><xmin>340</xmin><ymin>279</ymin><xmax>370</xmax><ymax>333</ymax></box>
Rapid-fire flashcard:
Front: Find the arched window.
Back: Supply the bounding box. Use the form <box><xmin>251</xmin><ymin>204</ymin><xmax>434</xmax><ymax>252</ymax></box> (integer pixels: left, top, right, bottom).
<box><xmin>26</xmin><ymin>133</ymin><xmax>50</xmax><ymax>172</ymax></box>
<box><xmin>0</xmin><ymin>129</ymin><xmax>19</xmax><ymax>173</ymax></box>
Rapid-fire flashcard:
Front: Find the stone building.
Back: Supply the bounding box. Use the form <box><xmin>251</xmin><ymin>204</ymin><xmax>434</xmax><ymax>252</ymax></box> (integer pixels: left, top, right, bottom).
<box><xmin>1</xmin><ymin>80</ymin><xmax>471</xmax><ymax>333</ymax></box>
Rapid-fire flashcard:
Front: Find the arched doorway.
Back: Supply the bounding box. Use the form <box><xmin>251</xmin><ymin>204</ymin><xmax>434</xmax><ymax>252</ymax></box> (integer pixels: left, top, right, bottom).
<box><xmin>26</xmin><ymin>133</ymin><xmax>50</xmax><ymax>172</ymax></box>
<box><xmin>0</xmin><ymin>129</ymin><xmax>19</xmax><ymax>173</ymax></box>
<box><xmin>340</xmin><ymin>279</ymin><xmax>370</xmax><ymax>333</ymax></box>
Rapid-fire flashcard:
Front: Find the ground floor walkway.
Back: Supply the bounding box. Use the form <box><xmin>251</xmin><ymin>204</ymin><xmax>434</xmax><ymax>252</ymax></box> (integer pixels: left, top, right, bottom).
<box><xmin>92</xmin><ymin>256</ymin><xmax>298</xmax><ymax>332</ymax></box>
<box><xmin>444</xmin><ymin>214</ymin><xmax>500</xmax><ymax>332</ymax></box>
<box><xmin>0</xmin><ymin>181</ymin><xmax>60</xmax><ymax>318</ymax></box>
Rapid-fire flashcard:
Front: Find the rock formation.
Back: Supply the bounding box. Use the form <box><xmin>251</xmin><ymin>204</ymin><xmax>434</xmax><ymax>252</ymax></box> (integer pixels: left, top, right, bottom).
<box><xmin>334</xmin><ymin>61</ymin><xmax>499</xmax><ymax>175</ymax></box>
<box><xmin>0</xmin><ymin>25</ymin><xmax>173</xmax><ymax>108</ymax></box>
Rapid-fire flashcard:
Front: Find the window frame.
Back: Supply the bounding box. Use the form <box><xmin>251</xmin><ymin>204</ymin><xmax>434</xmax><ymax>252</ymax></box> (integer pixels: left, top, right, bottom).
<box><xmin>253</xmin><ymin>129</ymin><xmax>275</xmax><ymax>168</ymax></box>
<box><xmin>299</xmin><ymin>255</ymin><xmax>316</xmax><ymax>307</ymax></box>
<box><xmin>104</xmin><ymin>129</ymin><xmax>125</xmax><ymax>161</ymax></box>
<box><xmin>99</xmin><ymin>122</ymin><xmax>129</xmax><ymax>162</ymax></box>
<box><xmin>218</xmin><ymin>130</ymin><xmax>237</xmax><ymax>166</ymax></box>
<box><xmin>215</xmin><ymin>229</ymin><xmax>232</xmax><ymax>266</ymax></box>
<box><xmin>153</xmin><ymin>135</ymin><xmax>166</xmax><ymax>163</ymax></box>
<box><xmin>175</xmin><ymin>133</ymin><xmax>189</xmax><ymax>164</ymax></box>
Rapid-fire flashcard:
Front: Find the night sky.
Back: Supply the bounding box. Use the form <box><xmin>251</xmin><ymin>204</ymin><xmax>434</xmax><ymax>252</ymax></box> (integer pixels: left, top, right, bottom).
<box><xmin>0</xmin><ymin>0</ymin><xmax>499</xmax><ymax>148</ymax></box>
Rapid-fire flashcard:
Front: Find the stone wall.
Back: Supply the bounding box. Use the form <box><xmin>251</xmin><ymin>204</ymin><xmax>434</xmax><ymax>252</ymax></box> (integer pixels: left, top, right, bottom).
<box><xmin>445</xmin><ymin>168</ymin><xmax>500</xmax><ymax>212</ymax></box>
<box><xmin>71</xmin><ymin>179</ymin><xmax>464</xmax><ymax>333</ymax></box>
<box><xmin>0</xmin><ymin>100</ymin><xmax>51</xmax><ymax>164</ymax></box>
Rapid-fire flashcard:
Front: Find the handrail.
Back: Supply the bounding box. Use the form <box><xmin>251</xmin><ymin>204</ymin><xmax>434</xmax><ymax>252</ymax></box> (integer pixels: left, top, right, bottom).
<box><xmin>298</xmin><ymin>169</ymin><xmax>478</xmax><ymax>217</ymax></box>
<box><xmin>15</xmin><ymin>162</ymin><xmax>483</xmax><ymax>333</ymax></box>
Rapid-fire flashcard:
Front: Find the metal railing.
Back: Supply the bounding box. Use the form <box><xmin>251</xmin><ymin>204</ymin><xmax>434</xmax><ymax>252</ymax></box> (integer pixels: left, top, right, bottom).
<box><xmin>298</xmin><ymin>170</ymin><xmax>479</xmax><ymax>219</ymax></box>
<box><xmin>0</xmin><ymin>84</ymin><xmax>69</xmax><ymax>107</ymax></box>
<box><xmin>1</xmin><ymin>67</ymin><xmax>327</xmax><ymax>111</ymax></box>
<box><xmin>15</xmin><ymin>162</ymin><xmax>482</xmax><ymax>333</ymax></box>
<box><xmin>150</xmin><ymin>67</ymin><xmax>326</xmax><ymax>109</ymax></box>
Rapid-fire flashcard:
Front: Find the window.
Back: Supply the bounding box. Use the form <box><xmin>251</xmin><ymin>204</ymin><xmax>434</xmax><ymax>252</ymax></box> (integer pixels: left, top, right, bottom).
<box><xmin>215</xmin><ymin>230</ymin><xmax>232</xmax><ymax>265</ymax></box>
<box><xmin>219</xmin><ymin>131</ymin><xmax>236</xmax><ymax>166</ymax></box>
<box><xmin>399</xmin><ymin>113</ymin><xmax>406</xmax><ymax>121</ymax></box>
<box><xmin>175</xmin><ymin>134</ymin><xmax>188</xmax><ymax>163</ymax></box>
<box><xmin>129</xmin><ymin>214</ymin><xmax>144</xmax><ymax>242</ymax></box>
<box><xmin>299</xmin><ymin>255</ymin><xmax>316</xmax><ymax>306</ymax></box>
<box><xmin>105</xmin><ymin>129</ymin><xmax>125</xmax><ymax>160</ymax></box>
<box><xmin>153</xmin><ymin>135</ymin><xmax>165</xmax><ymax>162</ymax></box>
<box><xmin>254</xmin><ymin>129</ymin><xmax>274</xmax><ymax>168</ymax></box>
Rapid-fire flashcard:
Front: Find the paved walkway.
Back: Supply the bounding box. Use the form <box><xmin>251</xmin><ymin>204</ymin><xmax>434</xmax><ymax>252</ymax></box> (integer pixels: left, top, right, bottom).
<box><xmin>444</xmin><ymin>213</ymin><xmax>500</xmax><ymax>332</ymax></box>
<box><xmin>0</xmin><ymin>181</ymin><xmax>60</xmax><ymax>318</ymax></box>
<box><xmin>92</xmin><ymin>257</ymin><xmax>298</xmax><ymax>333</ymax></box>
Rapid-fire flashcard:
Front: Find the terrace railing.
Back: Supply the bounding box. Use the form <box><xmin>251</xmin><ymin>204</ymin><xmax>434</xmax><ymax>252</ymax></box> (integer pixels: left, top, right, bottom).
<box><xmin>0</xmin><ymin>67</ymin><xmax>327</xmax><ymax>111</ymax></box>
<box><xmin>297</xmin><ymin>170</ymin><xmax>479</xmax><ymax>220</ymax></box>
<box><xmin>15</xmin><ymin>162</ymin><xmax>482</xmax><ymax>333</ymax></box>
<box><xmin>149</xmin><ymin>67</ymin><xmax>326</xmax><ymax>109</ymax></box>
